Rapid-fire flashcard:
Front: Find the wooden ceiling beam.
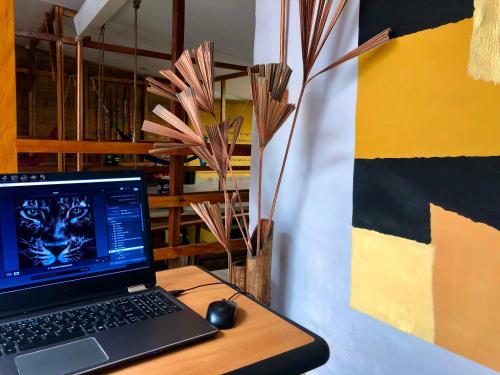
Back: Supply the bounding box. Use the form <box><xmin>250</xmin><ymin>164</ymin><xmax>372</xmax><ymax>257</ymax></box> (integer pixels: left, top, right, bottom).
<box><xmin>16</xmin><ymin>32</ymin><xmax>248</xmax><ymax>72</ymax></box>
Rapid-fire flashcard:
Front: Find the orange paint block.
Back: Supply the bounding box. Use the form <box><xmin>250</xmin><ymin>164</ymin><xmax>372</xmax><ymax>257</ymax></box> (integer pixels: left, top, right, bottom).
<box><xmin>431</xmin><ymin>204</ymin><xmax>500</xmax><ymax>371</ymax></box>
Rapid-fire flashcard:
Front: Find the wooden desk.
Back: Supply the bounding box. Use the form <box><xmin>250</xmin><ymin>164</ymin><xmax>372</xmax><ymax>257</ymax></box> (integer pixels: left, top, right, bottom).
<box><xmin>108</xmin><ymin>266</ymin><xmax>329</xmax><ymax>374</ymax></box>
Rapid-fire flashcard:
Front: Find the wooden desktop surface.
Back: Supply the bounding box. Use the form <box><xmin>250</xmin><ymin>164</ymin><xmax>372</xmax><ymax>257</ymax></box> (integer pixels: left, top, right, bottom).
<box><xmin>108</xmin><ymin>266</ymin><xmax>314</xmax><ymax>374</ymax></box>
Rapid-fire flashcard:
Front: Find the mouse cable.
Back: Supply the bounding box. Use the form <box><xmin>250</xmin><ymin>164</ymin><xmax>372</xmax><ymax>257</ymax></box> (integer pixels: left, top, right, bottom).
<box><xmin>168</xmin><ymin>281</ymin><xmax>242</xmax><ymax>298</ymax></box>
<box><xmin>227</xmin><ymin>291</ymin><xmax>255</xmax><ymax>301</ymax></box>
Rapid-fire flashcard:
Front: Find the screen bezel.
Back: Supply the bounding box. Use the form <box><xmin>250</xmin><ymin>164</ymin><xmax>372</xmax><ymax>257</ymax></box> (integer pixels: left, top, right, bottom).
<box><xmin>0</xmin><ymin>170</ymin><xmax>155</xmax><ymax>318</ymax></box>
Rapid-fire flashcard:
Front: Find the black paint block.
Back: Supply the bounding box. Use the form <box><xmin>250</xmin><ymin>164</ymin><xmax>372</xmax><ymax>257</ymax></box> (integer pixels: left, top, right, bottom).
<box><xmin>359</xmin><ymin>0</ymin><xmax>474</xmax><ymax>44</ymax></box>
<box><xmin>352</xmin><ymin>157</ymin><xmax>500</xmax><ymax>244</ymax></box>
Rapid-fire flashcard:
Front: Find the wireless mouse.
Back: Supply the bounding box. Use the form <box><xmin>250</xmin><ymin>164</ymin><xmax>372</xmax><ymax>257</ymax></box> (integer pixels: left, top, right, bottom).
<box><xmin>206</xmin><ymin>299</ymin><xmax>237</xmax><ymax>329</ymax></box>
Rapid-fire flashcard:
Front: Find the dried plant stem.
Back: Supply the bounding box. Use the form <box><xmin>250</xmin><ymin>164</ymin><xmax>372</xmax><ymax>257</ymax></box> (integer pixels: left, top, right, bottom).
<box><xmin>226</xmin><ymin>244</ymin><xmax>233</xmax><ymax>280</ymax></box>
<box><xmin>227</xmin><ymin>157</ymin><xmax>252</xmax><ymax>255</ymax></box>
<box><xmin>256</xmin><ymin>147</ymin><xmax>264</xmax><ymax>256</ymax></box>
<box><xmin>268</xmin><ymin>82</ymin><xmax>307</xmax><ymax>225</ymax></box>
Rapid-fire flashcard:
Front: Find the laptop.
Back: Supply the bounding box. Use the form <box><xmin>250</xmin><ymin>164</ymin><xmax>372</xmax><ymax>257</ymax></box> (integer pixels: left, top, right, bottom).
<box><xmin>0</xmin><ymin>171</ymin><xmax>218</xmax><ymax>375</ymax></box>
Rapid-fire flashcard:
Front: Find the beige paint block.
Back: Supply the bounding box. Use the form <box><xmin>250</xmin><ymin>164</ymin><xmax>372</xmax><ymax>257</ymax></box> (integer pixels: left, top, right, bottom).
<box><xmin>468</xmin><ymin>0</ymin><xmax>500</xmax><ymax>84</ymax></box>
<box><xmin>351</xmin><ymin>227</ymin><xmax>435</xmax><ymax>342</ymax></box>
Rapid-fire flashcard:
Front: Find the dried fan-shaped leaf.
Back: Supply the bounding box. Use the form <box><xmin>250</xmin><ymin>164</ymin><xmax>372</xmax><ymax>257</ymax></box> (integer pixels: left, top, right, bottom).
<box><xmin>152</xmin><ymin>104</ymin><xmax>203</xmax><ymax>145</ymax></box>
<box><xmin>177</xmin><ymin>88</ymin><xmax>205</xmax><ymax>139</ymax></box>
<box><xmin>308</xmin><ymin>28</ymin><xmax>391</xmax><ymax>83</ymax></box>
<box><xmin>191</xmin><ymin>198</ymin><xmax>234</xmax><ymax>252</ymax></box>
<box><xmin>299</xmin><ymin>0</ymin><xmax>348</xmax><ymax>78</ymax></box>
<box><xmin>249</xmin><ymin>64</ymin><xmax>295</xmax><ymax>148</ymax></box>
<box><xmin>146</xmin><ymin>77</ymin><xmax>177</xmax><ymax>101</ymax></box>
<box><xmin>159</xmin><ymin>41</ymin><xmax>215</xmax><ymax>115</ymax></box>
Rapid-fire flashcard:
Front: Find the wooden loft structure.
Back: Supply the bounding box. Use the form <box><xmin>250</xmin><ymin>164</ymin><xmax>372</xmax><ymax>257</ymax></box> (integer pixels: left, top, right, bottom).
<box><xmin>2</xmin><ymin>0</ymin><xmax>252</xmax><ymax>268</ymax></box>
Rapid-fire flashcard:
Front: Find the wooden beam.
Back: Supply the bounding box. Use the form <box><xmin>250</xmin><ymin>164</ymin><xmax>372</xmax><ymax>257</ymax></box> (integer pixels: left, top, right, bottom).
<box><xmin>63</xmin><ymin>9</ymin><xmax>77</xmax><ymax>18</ymax></box>
<box><xmin>0</xmin><ymin>0</ymin><xmax>17</xmax><ymax>173</ymax></box>
<box><xmin>168</xmin><ymin>0</ymin><xmax>186</xmax><ymax>253</ymax></box>
<box><xmin>44</xmin><ymin>13</ymin><xmax>57</xmax><ymax>81</ymax></box>
<box><xmin>148</xmin><ymin>191</ymin><xmax>249</xmax><ymax>209</ymax></box>
<box><xmin>55</xmin><ymin>6</ymin><xmax>65</xmax><ymax>171</ymax></box>
<box><xmin>17</xmin><ymin>140</ymin><xmax>153</xmax><ymax>154</ymax></box>
<box><xmin>76</xmin><ymin>40</ymin><xmax>84</xmax><ymax>171</ymax></box>
<box><xmin>16</xmin><ymin>31</ymin><xmax>248</xmax><ymax>72</ymax></box>
<box><xmin>220</xmin><ymin>80</ymin><xmax>227</xmax><ymax>122</ymax></box>
<box><xmin>17</xmin><ymin>30</ymin><xmax>58</xmax><ymax>42</ymax></box>
<box><xmin>28</xmin><ymin>5</ymin><xmax>55</xmax><ymax>51</ymax></box>
<box><xmin>154</xmin><ymin>239</ymin><xmax>246</xmax><ymax>261</ymax></box>
<box><xmin>16</xmin><ymin>139</ymin><xmax>251</xmax><ymax>156</ymax></box>
<box><xmin>214</xmin><ymin>71</ymin><xmax>248</xmax><ymax>82</ymax></box>
<box><xmin>89</xmin><ymin>75</ymin><xmax>144</xmax><ymax>85</ymax></box>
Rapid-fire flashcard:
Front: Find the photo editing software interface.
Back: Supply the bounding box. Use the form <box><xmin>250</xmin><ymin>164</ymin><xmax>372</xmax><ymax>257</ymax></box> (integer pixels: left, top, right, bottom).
<box><xmin>0</xmin><ymin>175</ymin><xmax>148</xmax><ymax>293</ymax></box>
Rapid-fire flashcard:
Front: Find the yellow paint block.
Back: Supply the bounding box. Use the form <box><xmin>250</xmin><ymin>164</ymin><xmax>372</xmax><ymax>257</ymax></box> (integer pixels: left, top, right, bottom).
<box><xmin>356</xmin><ymin>19</ymin><xmax>500</xmax><ymax>159</ymax></box>
<box><xmin>468</xmin><ymin>0</ymin><xmax>500</xmax><ymax>84</ymax></box>
<box><xmin>351</xmin><ymin>227</ymin><xmax>435</xmax><ymax>342</ymax></box>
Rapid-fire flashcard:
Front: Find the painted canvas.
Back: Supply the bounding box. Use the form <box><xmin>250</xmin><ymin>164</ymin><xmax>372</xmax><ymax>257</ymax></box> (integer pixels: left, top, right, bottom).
<box><xmin>351</xmin><ymin>0</ymin><xmax>500</xmax><ymax>371</ymax></box>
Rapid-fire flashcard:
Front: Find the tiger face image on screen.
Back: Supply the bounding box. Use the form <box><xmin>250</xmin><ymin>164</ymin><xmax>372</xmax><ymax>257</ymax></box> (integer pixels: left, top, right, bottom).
<box><xmin>15</xmin><ymin>195</ymin><xmax>97</xmax><ymax>268</ymax></box>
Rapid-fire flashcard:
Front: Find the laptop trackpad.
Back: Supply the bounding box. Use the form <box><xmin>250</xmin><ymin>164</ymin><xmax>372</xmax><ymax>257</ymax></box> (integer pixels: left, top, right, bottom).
<box><xmin>15</xmin><ymin>337</ymin><xmax>109</xmax><ymax>375</ymax></box>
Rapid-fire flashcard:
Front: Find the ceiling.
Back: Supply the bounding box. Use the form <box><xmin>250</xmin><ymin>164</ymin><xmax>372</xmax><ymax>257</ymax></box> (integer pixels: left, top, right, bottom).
<box><xmin>14</xmin><ymin>0</ymin><xmax>255</xmax><ymax>99</ymax></box>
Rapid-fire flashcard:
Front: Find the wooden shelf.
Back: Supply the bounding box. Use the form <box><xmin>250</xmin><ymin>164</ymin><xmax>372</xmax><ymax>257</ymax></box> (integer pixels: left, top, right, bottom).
<box><xmin>148</xmin><ymin>190</ymin><xmax>249</xmax><ymax>209</ymax></box>
<box><xmin>153</xmin><ymin>238</ymin><xmax>246</xmax><ymax>260</ymax></box>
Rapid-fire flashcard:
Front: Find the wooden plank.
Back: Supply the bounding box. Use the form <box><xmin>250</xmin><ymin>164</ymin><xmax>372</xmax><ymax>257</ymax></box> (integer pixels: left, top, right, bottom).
<box><xmin>17</xmin><ymin>139</ymin><xmax>153</xmax><ymax>154</ymax></box>
<box><xmin>16</xmin><ymin>140</ymin><xmax>251</xmax><ymax>156</ymax></box>
<box><xmin>153</xmin><ymin>239</ymin><xmax>246</xmax><ymax>260</ymax></box>
<box><xmin>89</xmin><ymin>75</ymin><xmax>144</xmax><ymax>85</ymax></box>
<box><xmin>28</xmin><ymin>5</ymin><xmax>55</xmax><ymax>51</ymax></box>
<box><xmin>168</xmin><ymin>0</ymin><xmax>186</xmax><ymax>255</ymax></box>
<box><xmin>55</xmin><ymin>6</ymin><xmax>65</xmax><ymax>171</ymax></box>
<box><xmin>16</xmin><ymin>30</ymin><xmax>58</xmax><ymax>42</ymax></box>
<box><xmin>76</xmin><ymin>40</ymin><xmax>84</xmax><ymax>171</ymax></box>
<box><xmin>16</xmin><ymin>31</ymin><xmax>248</xmax><ymax>72</ymax></box>
<box><xmin>148</xmin><ymin>190</ymin><xmax>249</xmax><ymax>209</ymax></box>
<box><xmin>45</xmin><ymin>13</ymin><xmax>57</xmax><ymax>81</ymax></box>
<box><xmin>214</xmin><ymin>71</ymin><xmax>248</xmax><ymax>82</ymax></box>
<box><xmin>0</xmin><ymin>0</ymin><xmax>17</xmax><ymax>173</ymax></box>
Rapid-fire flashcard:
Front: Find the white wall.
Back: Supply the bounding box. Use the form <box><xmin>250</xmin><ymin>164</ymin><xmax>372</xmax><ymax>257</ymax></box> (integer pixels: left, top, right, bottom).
<box><xmin>251</xmin><ymin>1</ymin><xmax>498</xmax><ymax>374</ymax></box>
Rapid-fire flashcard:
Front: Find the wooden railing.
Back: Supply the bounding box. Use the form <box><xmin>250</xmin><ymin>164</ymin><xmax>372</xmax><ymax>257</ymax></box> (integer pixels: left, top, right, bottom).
<box><xmin>12</xmin><ymin>3</ymin><xmax>252</xmax><ymax>265</ymax></box>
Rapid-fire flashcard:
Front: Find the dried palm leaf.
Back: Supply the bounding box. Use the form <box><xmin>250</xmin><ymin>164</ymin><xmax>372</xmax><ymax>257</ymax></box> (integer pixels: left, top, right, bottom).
<box><xmin>145</xmin><ymin>77</ymin><xmax>177</xmax><ymax>101</ymax></box>
<box><xmin>191</xmin><ymin>194</ymin><xmax>236</xmax><ymax>278</ymax></box>
<box><xmin>249</xmin><ymin>63</ymin><xmax>295</xmax><ymax>148</ymax></box>
<box><xmin>307</xmin><ymin>28</ymin><xmax>391</xmax><ymax>83</ymax></box>
<box><xmin>159</xmin><ymin>41</ymin><xmax>215</xmax><ymax>115</ymax></box>
<box><xmin>268</xmin><ymin>0</ymin><xmax>391</xmax><ymax>227</ymax></box>
<box><xmin>205</xmin><ymin>117</ymin><xmax>243</xmax><ymax>179</ymax></box>
<box><xmin>299</xmin><ymin>0</ymin><xmax>348</xmax><ymax>79</ymax></box>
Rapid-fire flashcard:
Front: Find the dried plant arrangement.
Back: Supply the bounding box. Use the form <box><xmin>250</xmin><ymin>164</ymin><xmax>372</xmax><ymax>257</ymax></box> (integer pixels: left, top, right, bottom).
<box><xmin>142</xmin><ymin>41</ymin><xmax>252</xmax><ymax>280</ymax></box>
<box><xmin>142</xmin><ymin>0</ymin><xmax>390</xmax><ymax>303</ymax></box>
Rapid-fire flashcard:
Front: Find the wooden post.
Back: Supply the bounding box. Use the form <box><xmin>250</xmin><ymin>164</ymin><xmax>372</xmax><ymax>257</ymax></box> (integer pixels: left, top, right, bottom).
<box><xmin>55</xmin><ymin>5</ymin><xmax>65</xmax><ymax>171</ymax></box>
<box><xmin>0</xmin><ymin>0</ymin><xmax>17</xmax><ymax>173</ymax></box>
<box><xmin>220</xmin><ymin>80</ymin><xmax>226</xmax><ymax>122</ymax></box>
<box><xmin>76</xmin><ymin>39</ymin><xmax>84</xmax><ymax>171</ymax></box>
<box><xmin>167</xmin><ymin>0</ymin><xmax>185</xmax><ymax>268</ymax></box>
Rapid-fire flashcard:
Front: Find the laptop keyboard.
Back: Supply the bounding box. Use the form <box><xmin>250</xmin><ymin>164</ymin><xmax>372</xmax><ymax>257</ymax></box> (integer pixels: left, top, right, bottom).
<box><xmin>0</xmin><ymin>290</ymin><xmax>181</xmax><ymax>356</ymax></box>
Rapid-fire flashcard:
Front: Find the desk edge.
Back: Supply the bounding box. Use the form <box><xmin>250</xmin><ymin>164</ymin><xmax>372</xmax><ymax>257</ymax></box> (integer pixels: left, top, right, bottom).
<box><xmin>194</xmin><ymin>266</ymin><xmax>330</xmax><ymax>375</ymax></box>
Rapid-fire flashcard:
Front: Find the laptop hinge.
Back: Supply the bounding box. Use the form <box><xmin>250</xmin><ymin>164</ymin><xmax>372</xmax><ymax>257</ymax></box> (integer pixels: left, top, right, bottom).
<box><xmin>127</xmin><ymin>284</ymin><xmax>147</xmax><ymax>293</ymax></box>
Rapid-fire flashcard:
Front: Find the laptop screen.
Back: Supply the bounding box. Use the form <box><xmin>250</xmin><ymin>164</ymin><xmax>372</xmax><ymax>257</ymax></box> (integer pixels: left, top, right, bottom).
<box><xmin>0</xmin><ymin>174</ymin><xmax>150</xmax><ymax>294</ymax></box>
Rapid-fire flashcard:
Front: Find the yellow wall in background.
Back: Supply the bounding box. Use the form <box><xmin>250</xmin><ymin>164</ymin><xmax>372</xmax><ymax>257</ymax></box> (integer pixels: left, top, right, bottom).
<box><xmin>356</xmin><ymin>18</ymin><xmax>500</xmax><ymax>159</ymax></box>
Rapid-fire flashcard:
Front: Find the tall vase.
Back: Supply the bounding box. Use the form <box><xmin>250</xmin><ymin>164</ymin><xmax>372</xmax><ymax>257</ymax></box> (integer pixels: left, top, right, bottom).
<box><xmin>246</xmin><ymin>219</ymin><xmax>273</xmax><ymax>305</ymax></box>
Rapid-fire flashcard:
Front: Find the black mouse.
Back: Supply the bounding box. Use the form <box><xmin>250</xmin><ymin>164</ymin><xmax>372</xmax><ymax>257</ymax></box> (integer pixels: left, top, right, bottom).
<box><xmin>206</xmin><ymin>299</ymin><xmax>237</xmax><ymax>329</ymax></box>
